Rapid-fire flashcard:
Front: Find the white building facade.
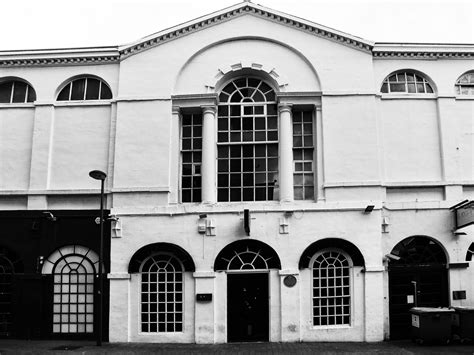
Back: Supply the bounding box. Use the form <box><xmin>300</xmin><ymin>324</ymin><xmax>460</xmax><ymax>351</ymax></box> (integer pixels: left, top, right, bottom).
<box><xmin>0</xmin><ymin>1</ymin><xmax>473</xmax><ymax>343</ymax></box>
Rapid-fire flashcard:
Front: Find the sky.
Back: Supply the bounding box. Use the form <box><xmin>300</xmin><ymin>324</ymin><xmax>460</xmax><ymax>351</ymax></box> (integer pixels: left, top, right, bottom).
<box><xmin>1</xmin><ymin>0</ymin><xmax>473</xmax><ymax>51</ymax></box>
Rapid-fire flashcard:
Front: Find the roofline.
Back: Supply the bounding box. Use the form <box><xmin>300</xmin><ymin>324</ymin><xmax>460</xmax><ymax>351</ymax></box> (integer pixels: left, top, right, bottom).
<box><xmin>1</xmin><ymin>2</ymin><xmax>473</xmax><ymax>66</ymax></box>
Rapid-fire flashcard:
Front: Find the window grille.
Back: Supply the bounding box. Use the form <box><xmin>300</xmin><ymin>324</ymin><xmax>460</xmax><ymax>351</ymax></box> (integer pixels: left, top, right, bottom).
<box><xmin>181</xmin><ymin>113</ymin><xmax>202</xmax><ymax>202</ymax></box>
<box><xmin>0</xmin><ymin>80</ymin><xmax>36</xmax><ymax>103</ymax></box>
<box><xmin>52</xmin><ymin>254</ymin><xmax>96</xmax><ymax>333</ymax></box>
<box><xmin>217</xmin><ymin>77</ymin><xmax>278</xmax><ymax>202</ymax></box>
<box><xmin>140</xmin><ymin>254</ymin><xmax>183</xmax><ymax>333</ymax></box>
<box><xmin>455</xmin><ymin>71</ymin><xmax>474</xmax><ymax>95</ymax></box>
<box><xmin>311</xmin><ymin>250</ymin><xmax>351</xmax><ymax>326</ymax></box>
<box><xmin>381</xmin><ymin>72</ymin><xmax>434</xmax><ymax>94</ymax></box>
<box><xmin>293</xmin><ymin>110</ymin><xmax>314</xmax><ymax>200</ymax></box>
<box><xmin>57</xmin><ymin>77</ymin><xmax>112</xmax><ymax>101</ymax></box>
<box><xmin>0</xmin><ymin>248</ymin><xmax>20</xmax><ymax>337</ymax></box>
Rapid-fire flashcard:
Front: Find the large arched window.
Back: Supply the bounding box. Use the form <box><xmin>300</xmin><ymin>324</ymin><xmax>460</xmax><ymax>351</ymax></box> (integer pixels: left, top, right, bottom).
<box><xmin>57</xmin><ymin>76</ymin><xmax>112</xmax><ymax>101</ymax></box>
<box><xmin>139</xmin><ymin>254</ymin><xmax>183</xmax><ymax>333</ymax></box>
<box><xmin>0</xmin><ymin>79</ymin><xmax>36</xmax><ymax>103</ymax></box>
<box><xmin>380</xmin><ymin>71</ymin><xmax>434</xmax><ymax>94</ymax></box>
<box><xmin>311</xmin><ymin>249</ymin><xmax>352</xmax><ymax>326</ymax></box>
<box><xmin>466</xmin><ymin>243</ymin><xmax>474</xmax><ymax>261</ymax></box>
<box><xmin>42</xmin><ymin>245</ymin><xmax>98</xmax><ymax>334</ymax></box>
<box><xmin>455</xmin><ymin>71</ymin><xmax>474</xmax><ymax>95</ymax></box>
<box><xmin>217</xmin><ymin>77</ymin><xmax>278</xmax><ymax>201</ymax></box>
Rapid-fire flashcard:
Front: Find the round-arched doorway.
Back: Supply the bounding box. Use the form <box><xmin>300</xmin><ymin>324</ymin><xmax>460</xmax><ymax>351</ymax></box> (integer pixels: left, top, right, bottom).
<box><xmin>214</xmin><ymin>239</ymin><xmax>281</xmax><ymax>342</ymax></box>
<box><xmin>387</xmin><ymin>236</ymin><xmax>448</xmax><ymax>340</ymax></box>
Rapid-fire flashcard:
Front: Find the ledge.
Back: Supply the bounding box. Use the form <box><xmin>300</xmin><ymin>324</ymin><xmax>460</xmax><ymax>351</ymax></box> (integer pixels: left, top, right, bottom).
<box><xmin>193</xmin><ymin>271</ymin><xmax>216</xmax><ymax>278</ymax></box>
<box><xmin>108</xmin><ymin>273</ymin><xmax>131</xmax><ymax>280</ymax></box>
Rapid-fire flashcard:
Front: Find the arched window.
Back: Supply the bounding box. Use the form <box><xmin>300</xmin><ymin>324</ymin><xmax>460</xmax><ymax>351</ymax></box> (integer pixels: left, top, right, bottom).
<box><xmin>217</xmin><ymin>77</ymin><xmax>278</xmax><ymax>201</ymax></box>
<box><xmin>42</xmin><ymin>245</ymin><xmax>98</xmax><ymax>334</ymax></box>
<box><xmin>455</xmin><ymin>71</ymin><xmax>474</xmax><ymax>95</ymax></box>
<box><xmin>0</xmin><ymin>79</ymin><xmax>36</xmax><ymax>103</ymax></box>
<box><xmin>0</xmin><ymin>247</ymin><xmax>23</xmax><ymax>337</ymax></box>
<box><xmin>139</xmin><ymin>254</ymin><xmax>183</xmax><ymax>333</ymax></box>
<box><xmin>57</xmin><ymin>76</ymin><xmax>112</xmax><ymax>101</ymax></box>
<box><xmin>380</xmin><ymin>71</ymin><xmax>434</xmax><ymax>94</ymax></box>
<box><xmin>465</xmin><ymin>243</ymin><xmax>474</xmax><ymax>261</ymax></box>
<box><xmin>214</xmin><ymin>239</ymin><xmax>281</xmax><ymax>271</ymax></box>
<box><xmin>311</xmin><ymin>249</ymin><xmax>352</xmax><ymax>326</ymax></box>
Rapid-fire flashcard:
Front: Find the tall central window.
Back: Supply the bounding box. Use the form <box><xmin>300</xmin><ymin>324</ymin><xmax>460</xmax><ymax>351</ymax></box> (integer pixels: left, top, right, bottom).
<box><xmin>217</xmin><ymin>78</ymin><xmax>278</xmax><ymax>202</ymax></box>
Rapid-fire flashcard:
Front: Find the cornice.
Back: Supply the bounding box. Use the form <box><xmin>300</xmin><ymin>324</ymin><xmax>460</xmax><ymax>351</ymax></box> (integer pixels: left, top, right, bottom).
<box><xmin>373</xmin><ymin>43</ymin><xmax>474</xmax><ymax>59</ymax></box>
<box><xmin>118</xmin><ymin>3</ymin><xmax>374</xmax><ymax>59</ymax></box>
<box><xmin>0</xmin><ymin>47</ymin><xmax>120</xmax><ymax>67</ymax></box>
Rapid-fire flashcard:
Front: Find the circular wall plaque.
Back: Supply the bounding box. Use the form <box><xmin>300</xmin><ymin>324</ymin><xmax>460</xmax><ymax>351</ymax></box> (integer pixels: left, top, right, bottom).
<box><xmin>283</xmin><ymin>275</ymin><xmax>297</xmax><ymax>288</ymax></box>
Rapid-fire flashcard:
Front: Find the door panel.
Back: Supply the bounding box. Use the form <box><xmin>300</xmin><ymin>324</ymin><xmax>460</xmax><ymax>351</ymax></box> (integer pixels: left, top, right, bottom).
<box><xmin>227</xmin><ymin>273</ymin><xmax>269</xmax><ymax>342</ymax></box>
<box><xmin>389</xmin><ymin>267</ymin><xmax>448</xmax><ymax>339</ymax></box>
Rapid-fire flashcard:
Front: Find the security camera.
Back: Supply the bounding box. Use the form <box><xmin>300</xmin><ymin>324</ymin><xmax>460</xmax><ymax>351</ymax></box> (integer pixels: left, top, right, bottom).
<box><xmin>42</xmin><ymin>211</ymin><xmax>57</xmax><ymax>222</ymax></box>
<box><xmin>385</xmin><ymin>253</ymin><xmax>401</xmax><ymax>261</ymax></box>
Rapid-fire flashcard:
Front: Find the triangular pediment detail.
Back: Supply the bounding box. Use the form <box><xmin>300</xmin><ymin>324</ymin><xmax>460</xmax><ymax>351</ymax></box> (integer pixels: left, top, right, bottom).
<box><xmin>118</xmin><ymin>1</ymin><xmax>374</xmax><ymax>59</ymax></box>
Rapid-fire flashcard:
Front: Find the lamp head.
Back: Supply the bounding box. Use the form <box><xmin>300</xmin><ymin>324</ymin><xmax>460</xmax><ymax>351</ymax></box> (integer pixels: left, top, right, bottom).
<box><xmin>89</xmin><ymin>170</ymin><xmax>107</xmax><ymax>181</ymax></box>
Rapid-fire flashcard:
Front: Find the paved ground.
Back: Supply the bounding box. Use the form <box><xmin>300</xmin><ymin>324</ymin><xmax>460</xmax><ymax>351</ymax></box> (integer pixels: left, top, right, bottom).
<box><xmin>0</xmin><ymin>340</ymin><xmax>473</xmax><ymax>355</ymax></box>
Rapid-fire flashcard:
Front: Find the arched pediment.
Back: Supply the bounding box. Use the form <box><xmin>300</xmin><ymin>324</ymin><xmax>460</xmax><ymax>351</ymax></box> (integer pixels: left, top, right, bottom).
<box><xmin>174</xmin><ymin>37</ymin><xmax>321</xmax><ymax>94</ymax></box>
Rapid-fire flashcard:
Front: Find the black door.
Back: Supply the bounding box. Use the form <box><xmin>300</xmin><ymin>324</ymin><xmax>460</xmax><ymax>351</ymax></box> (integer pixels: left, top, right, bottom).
<box><xmin>227</xmin><ymin>273</ymin><xmax>269</xmax><ymax>342</ymax></box>
<box><xmin>389</xmin><ymin>266</ymin><xmax>448</xmax><ymax>339</ymax></box>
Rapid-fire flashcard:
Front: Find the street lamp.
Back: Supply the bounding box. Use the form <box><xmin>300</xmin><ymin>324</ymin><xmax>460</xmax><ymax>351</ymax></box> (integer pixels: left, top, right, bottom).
<box><xmin>89</xmin><ymin>169</ymin><xmax>106</xmax><ymax>346</ymax></box>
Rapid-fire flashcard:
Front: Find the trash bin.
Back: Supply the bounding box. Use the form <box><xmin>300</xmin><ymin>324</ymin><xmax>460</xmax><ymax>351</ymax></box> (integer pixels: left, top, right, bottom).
<box><xmin>409</xmin><ymin>307</ymin><xmax>454</xmax><ymax>344</ymax></box>
<box><xmin>451</xmin><ymin>306</ymin><xmax>474</xmax><ymax>343</ymax></box>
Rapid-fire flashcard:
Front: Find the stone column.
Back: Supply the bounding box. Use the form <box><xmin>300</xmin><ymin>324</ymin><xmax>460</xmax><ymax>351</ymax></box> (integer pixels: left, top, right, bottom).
<box><xmin>315</xmin><ymin>106</ymin><xmax>325</xmax><ymax>201</ymax></box>
<box><xmin>201</xmin><ymin>106</ymin><xmax>217</xmax><ymax>204</ymax></box>
<box><xmin>193</xmin><ymin>271</ymin><xmax>216</xmax><ymax>344</ymax></box>
<box><xmin>278</xmin><ymin>104</ymin><xmax>294</xmax><ymax>202</ymax></box>
<box><xmin>169</xmin><ymin>106</ymin><xmax>181</xmax><ymax>204</ymax></box>
<box><xmin>28</xmin><ymin>104</ymin><xmax>55</xmax><ymax>209</ymax></box>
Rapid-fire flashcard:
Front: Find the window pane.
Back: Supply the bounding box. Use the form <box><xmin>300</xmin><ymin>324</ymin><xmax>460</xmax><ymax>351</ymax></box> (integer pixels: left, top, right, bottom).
<box><xmin>27</xmin><ymin>86</ymin><xmax>36</xmax><ymax>102</ymax></box>
<box><xmin>0</xmin><ymin>82</ymin><xmax>12</xmax><ymax>103</ymax></box>
<box><xmin>85</xmin><ymin>79</ymin><xmax>100</xmax><ymax>100</ymax></box>
<box><xmin>12</xmin><ymin>82</ymin><xmax>27</xmax><ymax>103</ymax></box>
<box><xmin>100</xmin><ymin>83</ymin><xmax>112</xmax><ymax>99</ymax></box>
<box><xmin>71</xmin><ymin>79</ymin><xmax>86</xmax><ymax>100</ymax></box>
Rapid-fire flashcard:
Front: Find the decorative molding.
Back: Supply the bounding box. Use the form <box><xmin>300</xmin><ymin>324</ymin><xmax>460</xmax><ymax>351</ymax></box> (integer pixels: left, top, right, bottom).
<box><xmin>373</xmin><ymin>43</ymin><xmax>474</xmax><ymax>59</ymax></box>
<box><xmin>0</xmin><ymin>51</ymin><xmax>119</xmax><ymax>67</ymax></box>
<box><xmin>2</xmin><ymin>4</ymin><xmax>474</xmax><ymax>67</ymax></box>
<box><xmin>118</xmin><ymin>3</ymin><xmax>374</xmax><ymax>59</ymax></box>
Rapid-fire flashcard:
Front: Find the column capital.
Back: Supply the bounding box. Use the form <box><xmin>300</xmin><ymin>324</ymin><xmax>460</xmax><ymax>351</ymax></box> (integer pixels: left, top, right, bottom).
<box><xmin>201</xmin><ymin>105</ymin><xmax>217</xmax><ymax>115</ymax></box>
<box><xmin>171</xmin><ymin>106</ymin><xmax>181</xmax><ymax>115</ymax></box>
<box><xmin>278</xmin><ymin>103</ymin><xmax>293</xmax><ymax>114</ymax></box>
<box><xmin>315</xmin><ymin>105</ymin><xmax>322</xmax><ymax>112</ymax></box>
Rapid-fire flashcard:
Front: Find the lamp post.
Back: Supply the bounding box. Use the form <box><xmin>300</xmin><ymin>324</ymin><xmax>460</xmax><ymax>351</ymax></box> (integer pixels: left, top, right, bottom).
<box><xmin>89</xmin><ymin>169</ymin><xmax>107</xmax><ymax>346</ymax></box>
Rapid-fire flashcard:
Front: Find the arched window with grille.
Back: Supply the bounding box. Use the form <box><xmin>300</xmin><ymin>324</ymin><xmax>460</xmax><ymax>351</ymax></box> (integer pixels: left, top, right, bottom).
<box><xmin>139</xmin><ymin>254</ymin><xmax>183</xmax><ymax>333</ymax></box>
<box><xmin>217</xmin><ymin>77</ymin><xmax>278</xmax><ymax>202</ymax></box>
<box><xmin>57</xmin><ymin>76</ymin><xmax>112</xmax><ymax>101</ymax></box>
<box><xmin>0</xmin><ymin>79</ymin><xmax>36</xmax><ymax>103</ymax></box>
<box><xmin>380</xmin><ymin>71</ymin><xmax>434</xmax><ymax>94</ymax></box>
<box><xmin>42</xmin><ymin>245</ymin><xmax>98</xmax><ymax>334</ymax></box>
<box><xmin>455</xmin><ymin>71</ymin><xmax>474</xmax><ymax>95</ymax></box>
<box><xmin>311</xmin><ymin>249</ymin><xmax>352</xmax><ymax>327</ymax></box>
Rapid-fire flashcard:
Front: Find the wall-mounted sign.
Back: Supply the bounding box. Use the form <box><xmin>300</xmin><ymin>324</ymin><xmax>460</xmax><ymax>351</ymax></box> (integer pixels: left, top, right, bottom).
<box><xmin>451</xmin><ymin>200</ymin><xmax>474</xmax><ymax>229</ymax></box>
<box><xmin>196</xmin><ymin>293</ymin><xmax>212</xmax><ymax>302</ymax></box>
<box><xmin>283</xmin><ymin>275</ymin><xmax>297</xmax><ymax>288</ymax></box>
<box><xmin>452</xmin><ymin>290</ymin><xmax>466</xmax><ymax>300</ymax></box>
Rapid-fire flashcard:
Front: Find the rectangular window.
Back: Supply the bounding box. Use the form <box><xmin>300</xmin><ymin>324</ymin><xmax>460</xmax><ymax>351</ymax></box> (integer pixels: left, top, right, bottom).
<box><xmin>217</xmin><ymin>102</ymin><xmax>278</xmax><ymax>202</ymax></box>
<box><xmin>293</xmin><ymin>110</ymin><xmax>314</xmax><ymax>200</ymax></box>
<box><xmin>181</xmin><ymin>113</ymin><xmax>202</xmax><ymax>202</ymax></box>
